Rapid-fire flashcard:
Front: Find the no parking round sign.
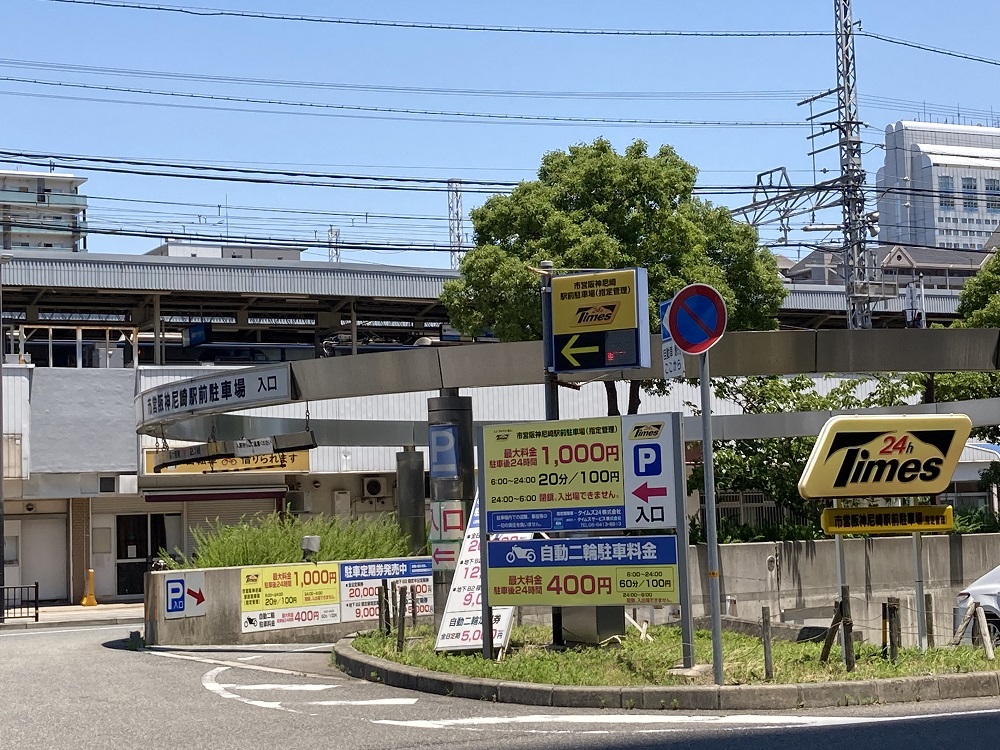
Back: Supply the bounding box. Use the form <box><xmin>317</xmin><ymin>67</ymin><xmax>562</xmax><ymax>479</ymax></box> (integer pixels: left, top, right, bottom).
<box><xmin>666</xmin><ymin>283</ymin><xmax>727</xmax><ymax>355</ymax></box>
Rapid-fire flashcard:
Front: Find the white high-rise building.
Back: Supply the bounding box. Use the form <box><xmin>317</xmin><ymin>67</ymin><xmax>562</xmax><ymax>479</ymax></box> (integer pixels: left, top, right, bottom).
<box><xmin>876</xmin><ymin>121</ymin><xmax>1000</xmax><ymax>251</ymax></box>
<box><xmin>0</xmin><ymin>170</ymin><xmax>87</xmax><ymax>252</ymax></box>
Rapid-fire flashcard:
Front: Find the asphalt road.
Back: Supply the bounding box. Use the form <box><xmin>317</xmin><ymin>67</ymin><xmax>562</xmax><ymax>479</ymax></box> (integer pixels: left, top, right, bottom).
<box><xmin>3</xmin><ymin>624</ymin><xmax>1000</xmax><ymax>750</ymax></box>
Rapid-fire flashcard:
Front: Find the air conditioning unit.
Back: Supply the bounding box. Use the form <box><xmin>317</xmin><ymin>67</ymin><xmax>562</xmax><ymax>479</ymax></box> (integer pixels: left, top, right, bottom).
<box><xmin>286</xmin><ymin>490</ymin><xmax>309</xmax><ymax>514</ymax></box>
<box><xmin>362</xmin><ymin>476</ymin><xmax>388</xmax><ymax>499</ymax></box>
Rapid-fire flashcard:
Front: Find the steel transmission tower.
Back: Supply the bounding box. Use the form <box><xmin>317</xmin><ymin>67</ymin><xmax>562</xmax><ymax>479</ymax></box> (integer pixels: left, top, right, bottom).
<box><xmin>447</xmin><ymin>179</ymin><xmax>463</xmax><ymax>270</ymax></box>
<box><xmin>834</xmin><ymin>0</ymin><xmax>877</xmax><ymax>330</ymax></box>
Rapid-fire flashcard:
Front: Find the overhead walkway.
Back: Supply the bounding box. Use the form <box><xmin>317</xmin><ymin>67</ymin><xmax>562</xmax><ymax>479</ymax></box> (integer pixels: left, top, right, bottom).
<box><xmin>136</xmin><ymin>328</ymin><xmax>1000</xmax><ymax>447</ymax></box>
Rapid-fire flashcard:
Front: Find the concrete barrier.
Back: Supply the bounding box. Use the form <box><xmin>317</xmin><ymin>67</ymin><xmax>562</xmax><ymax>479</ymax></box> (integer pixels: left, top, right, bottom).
<box><xmin>144</xmin><ymin>565</ymin><xmax>431</xmax><ymax>646</ymax></box>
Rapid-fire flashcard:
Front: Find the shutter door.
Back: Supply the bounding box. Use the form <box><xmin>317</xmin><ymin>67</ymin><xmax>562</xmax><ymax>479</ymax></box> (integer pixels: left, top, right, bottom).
<box><xmin>185</xmin><ymin>499</ymin><xmax>277</xmax><ymax>554</ymax></box>
<box><xmin>93</xmin><ymin>496</ymin><xmax>185</xmax><ymax>515</ymax></box>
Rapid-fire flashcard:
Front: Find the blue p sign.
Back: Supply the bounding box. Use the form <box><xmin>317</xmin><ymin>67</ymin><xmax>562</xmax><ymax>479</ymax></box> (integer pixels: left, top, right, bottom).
<box><xmin>634</xmin><ymin>444</ymin><xmax>662</xmax><ymax>477</ymax></box>
<box><xmin>429</xmin><ymin>424</ymin><xmax>459</xmax><ymax>480</ymax></box>
<box><xmin>166</xmin><ymin>579</ymin><xmax>185</xmax><ymax>613</ymax></box>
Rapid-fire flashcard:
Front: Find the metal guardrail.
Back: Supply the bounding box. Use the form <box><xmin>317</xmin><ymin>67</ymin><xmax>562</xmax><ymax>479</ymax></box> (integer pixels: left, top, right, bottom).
<box><xmin>0</xmin><ymin>582</ymin><xmax>39</xmax><ymax>623</ymax></box>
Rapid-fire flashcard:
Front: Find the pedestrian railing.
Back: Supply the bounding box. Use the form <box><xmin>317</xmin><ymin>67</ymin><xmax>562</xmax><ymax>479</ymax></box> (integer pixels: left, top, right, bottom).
<box><xmin>0</xmin><ymin>582</ymin><xmax>39</xmax><ymax>623</ymax></box>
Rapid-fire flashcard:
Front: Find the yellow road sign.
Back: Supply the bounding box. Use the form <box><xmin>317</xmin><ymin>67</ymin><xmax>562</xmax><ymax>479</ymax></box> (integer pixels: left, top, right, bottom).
<box><xmin>820</xmin><ymin>505</ymin><xmax>953</xmax><ymax>535</ymax></box>
<box><xmin>799</xmin><ymin>414</ymin><xmax>971</xmax><ymax>499</ymax></box>
<box><xmin>551</xmin><ymin>269</ymin><xmax>640</xmax><ymax>335</ymax></box>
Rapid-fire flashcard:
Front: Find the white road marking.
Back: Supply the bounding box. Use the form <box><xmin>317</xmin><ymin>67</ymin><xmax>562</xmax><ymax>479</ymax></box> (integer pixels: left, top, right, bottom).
<box><xmin>0</xmin><ymin>625</ymin><xmax>133</xmax><ymax>637</ymax></box>
<box><xmin>373</xmin><ymin>714</ymin><xmax>870</xmax><ymax>730</ymax></box>
<box><xmin>218</xmin><ymin>683</ymin><xmax>340</xmax><ymax>691</ymax></box>
<box><xmin>202</xmin><ymin>667</ymin><xmax>303</xmax><ymax>714</ymax></box>
<box><xmin>237</xmin><ymin>643</ymin><xmax>334</xmax><ymax>661</ymax></box>
<box><xmin>307</xmin><ymin>698</ymin><xmax>419</xmax><ymax>706</ymax></box>
<box><xmin>375</xmin><ymin>707</ymin><xmax>1000</xmax><ymax>732</ymax></box>
<box><xmin>145</xmin><ymin>649</ymin><xmax>337</xmax><ymax>679</ymax></box>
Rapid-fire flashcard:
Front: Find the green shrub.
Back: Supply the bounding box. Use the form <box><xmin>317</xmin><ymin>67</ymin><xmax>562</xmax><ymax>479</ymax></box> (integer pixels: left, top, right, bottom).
<box><xmin>159</xmin><ymin>513</ymin><xmax>410</xmax><ymax>568</ymax></box>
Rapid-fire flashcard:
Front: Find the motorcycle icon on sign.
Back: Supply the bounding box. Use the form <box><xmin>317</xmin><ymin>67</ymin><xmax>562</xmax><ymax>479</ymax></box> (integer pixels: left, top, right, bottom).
<box><xmin>506</xmin><ymin>545</ymin><xmax>536</xmax><ymax>564</ymax></box>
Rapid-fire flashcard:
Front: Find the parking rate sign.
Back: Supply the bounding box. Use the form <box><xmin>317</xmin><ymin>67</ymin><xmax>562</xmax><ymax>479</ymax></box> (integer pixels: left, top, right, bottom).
<box><xmin>435</xmin><ymin>497</ymin><xmax>530</xmax><ymax>652</ymax></box>
<box><xmin>487</xmin><ymin>535</ymin><xmax>679</xmax><ymax>607</ymax></box>
<box><xmin>622</xmin><ymin>414</ymin><xmax>680</xmax><ymax>529</ymax></box>
<box><xmin>483</xmin><ymin>416</ymin><xmax>626</xmax><ymax>534</ymax></box>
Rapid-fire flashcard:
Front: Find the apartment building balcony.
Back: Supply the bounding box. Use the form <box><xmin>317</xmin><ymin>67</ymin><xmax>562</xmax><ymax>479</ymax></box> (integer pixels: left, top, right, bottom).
<box><xmin>0</xmin><ymin>189</ymin><xmax>87</xmax><ymax>210</ymax></box>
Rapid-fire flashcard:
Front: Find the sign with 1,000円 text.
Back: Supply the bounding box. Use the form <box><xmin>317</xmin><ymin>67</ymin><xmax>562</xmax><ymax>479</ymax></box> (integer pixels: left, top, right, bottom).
<box><xmin>483</xmin><ymin>414</ymin><xmax>683</xmax><ymax>533</ymax></box>
<box><xmin>240</xmin><ymin>563</ymin><xmax>341</xmax><ymax>633</ymax></box>
<box><xmin>483</xmin><ymin>416</ymin><xmax>625</xmax><ymax>533</ymax></box>
<box><xmin>435</xmin><ymin>497</ymin><xmax>529</xmax><ymax>652</ymax></box>
<box><xmin>487</xmin><ymin>535</ymin><xmax>678</xmax><ymax>607</ymax></box>
<box><xmin>339</xmin><ymin>557</ymin><xmax>433</xmax><ymax>623</ymax></box>
<box><xmin>820</xmin><ymin>505</ymin><xmax>954</xmax><ymax>535</ymax></box>
<box><xmin>798</xmin><ymin>414</ymin><xmax>972</xmax><ymax>499</ymax></box>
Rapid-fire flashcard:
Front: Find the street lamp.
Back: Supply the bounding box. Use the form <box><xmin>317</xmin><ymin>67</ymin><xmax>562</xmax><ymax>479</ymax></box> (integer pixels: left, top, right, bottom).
<box><xmin>0</xmin><ymin>252</ymin><xmax>13</xmax><ymax>604</ymax></box>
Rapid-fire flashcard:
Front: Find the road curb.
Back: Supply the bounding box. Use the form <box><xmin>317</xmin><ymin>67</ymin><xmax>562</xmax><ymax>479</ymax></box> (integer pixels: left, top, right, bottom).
<box><xmin>0</xmin><ymin>616</ymin><xmax>144</xmax><ymax>631</ymax></box>
<box><xmin>332</xmin><ymin>636</ymin><xmax>1000</xmax><ymax>710</ymax></box>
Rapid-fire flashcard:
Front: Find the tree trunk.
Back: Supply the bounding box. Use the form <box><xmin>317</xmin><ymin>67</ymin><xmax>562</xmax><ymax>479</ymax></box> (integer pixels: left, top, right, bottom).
<box><xmin>604</xmin><ymin>380</ymin><xmax>621</xmax><ymax>416</ymax></box>
<box><xmin>627</xmin><ymin>380</ymin><xmax>642</xmax><ymax>415</ymax></box>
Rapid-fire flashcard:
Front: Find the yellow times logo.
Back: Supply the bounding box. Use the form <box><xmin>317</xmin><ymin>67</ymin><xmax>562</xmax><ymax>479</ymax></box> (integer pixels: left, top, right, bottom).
<box><xmin>799</xmin><ymin>414</ymin><xmax>971</xmax><ymax>499</ymax></box>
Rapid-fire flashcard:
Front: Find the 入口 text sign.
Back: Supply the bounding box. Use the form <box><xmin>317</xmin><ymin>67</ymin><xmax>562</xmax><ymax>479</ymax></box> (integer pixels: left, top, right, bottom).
<box><xmin>486</xmin><ymin>536</ymin><xmax>678</xmax><ymax>607</ymax></box>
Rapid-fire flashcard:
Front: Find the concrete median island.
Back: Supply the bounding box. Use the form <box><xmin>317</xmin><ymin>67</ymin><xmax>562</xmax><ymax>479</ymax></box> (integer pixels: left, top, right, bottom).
<box><xmin>334</xmin><ymin>623</ymin><xmax>1000</xmax><ymax>710</ymax></box>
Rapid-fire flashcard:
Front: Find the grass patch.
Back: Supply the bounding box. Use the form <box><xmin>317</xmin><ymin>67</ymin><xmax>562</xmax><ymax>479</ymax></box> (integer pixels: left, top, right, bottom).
<box><xmin>350</xmin><ymin>624</ymin><xmax>998</xmax><ymax>687</ymax></box>
<box><xmin>161</xmin><ymin>513</ymin><xmax>410</xmax><ymax>568</ymax></box>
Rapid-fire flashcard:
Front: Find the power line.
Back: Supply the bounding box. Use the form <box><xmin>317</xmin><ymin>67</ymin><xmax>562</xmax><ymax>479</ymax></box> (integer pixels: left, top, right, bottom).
<box><xmin>0</xmin><ymin>58</ymin><xmax>816</xmax><ymax>102</ymax></box>
<box><xmin>41</xmin><ymin>1</ymin><xmax>833</xmax><ymax>37</ymax></box>
<box><xmin>0</xmin><ymin>148</ymin><xmax>816</xmax><ymax>197</ymax></box>
<box><xmin>41</xmin><ymin>0</ymin><xmax>1000</xmax><ymax>72</ymax></box>
<box><xmin>5</xmin><ymin>218</ymin><xmax>458</xmax><ymax>252</ymax></box>
<box><xmin>0</xmin><ymin>80</ymin><xmax>810</xmax><ymax>129</ymax></box>
<box><xmin>861</xmin><ymin>31</ymin><xmax>1000</xmax><ymax>69</ymax></box>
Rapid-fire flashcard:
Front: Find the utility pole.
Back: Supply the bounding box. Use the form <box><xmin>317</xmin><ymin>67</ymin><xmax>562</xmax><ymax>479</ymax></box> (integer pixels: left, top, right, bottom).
<box><xmin>448</xmin><ymin>179</ymin><xmax>463</xmax><ymax>270</ymax></box>
<box><xmin>835</xmin><ymin>0</ymin><xmax>877</xmax><ymax>330</ymax></box>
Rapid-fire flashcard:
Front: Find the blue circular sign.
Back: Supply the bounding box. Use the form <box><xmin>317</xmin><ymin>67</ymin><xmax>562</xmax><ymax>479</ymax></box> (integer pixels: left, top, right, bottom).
<box><xmin>666</xmin><ymin>283</ymin><xmax>727</xmax><ymax>355</ymax></box>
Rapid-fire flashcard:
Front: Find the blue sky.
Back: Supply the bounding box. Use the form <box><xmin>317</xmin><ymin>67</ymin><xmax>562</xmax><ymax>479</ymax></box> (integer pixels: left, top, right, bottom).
<box><xmin>4</xmin><ymin>0</ymin><xmax>999</xmax><ymax>266</ymax></box>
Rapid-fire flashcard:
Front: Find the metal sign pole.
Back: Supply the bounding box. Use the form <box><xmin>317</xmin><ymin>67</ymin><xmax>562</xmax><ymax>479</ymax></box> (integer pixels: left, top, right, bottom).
<box><xmin>477</xmin><ymin>426</ymin><xmax>493</xmax><ymax>660</ymax></box>
<box><xmin>539</xmin><ymin>259</ymin><xmax>564</xmax><ymax>647</ymax></box>
<box><xmin>912</xmin><ymin>498</ymin><xmax>927</xmax><ymax>651</ymax></box>
<box><xmin>670</xmin><ymin>411</ymin><xmax>695</xmax><ymax>668</ymax></box>
<box><xmin>699</xmin><ymin>351</ymin><xmax>724</xmax><ymax>685</ymax></box>
<box><xmin>833</xmin><ymin>498</ymin><xmax>848</xmax><ymax>662</ymax></box>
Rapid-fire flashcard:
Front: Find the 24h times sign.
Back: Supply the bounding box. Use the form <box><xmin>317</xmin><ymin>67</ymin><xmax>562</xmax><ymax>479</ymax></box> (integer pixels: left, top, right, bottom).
<box><xmin>799</xmin><ymin>414</ymin><xmax>971</xmax><ymax>499</ymax></box>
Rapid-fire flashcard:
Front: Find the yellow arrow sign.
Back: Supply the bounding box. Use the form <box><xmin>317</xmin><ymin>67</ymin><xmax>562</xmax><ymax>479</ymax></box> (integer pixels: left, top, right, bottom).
<box><xmin>561</xmin><ymin>334</ymin><xmax>600</xmax><ymax>368</ymax></box>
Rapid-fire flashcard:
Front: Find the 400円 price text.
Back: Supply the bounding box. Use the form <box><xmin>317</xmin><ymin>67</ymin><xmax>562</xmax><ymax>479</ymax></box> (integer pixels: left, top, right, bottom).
<box><xmin>489</xmin><ymin>565</ymin><xmax>678</xmax><ymax>606</ymax></box>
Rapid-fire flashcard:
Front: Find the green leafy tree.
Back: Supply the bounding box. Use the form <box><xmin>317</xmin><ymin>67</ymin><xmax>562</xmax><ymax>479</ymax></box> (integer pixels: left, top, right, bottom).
<box><xmin>930</xmin><ymin>251</ymin><xmax>1000</xmax><ymax>474</ymax></box>
<box><xmin>441</xmin><ymin>138</ymin><xmax>786</xmax><ymax>414</ymax></box>
<box><xmin>690</xmin><ymin>374</ymin><xmax>924</xmax><ymax>521</ymax></box>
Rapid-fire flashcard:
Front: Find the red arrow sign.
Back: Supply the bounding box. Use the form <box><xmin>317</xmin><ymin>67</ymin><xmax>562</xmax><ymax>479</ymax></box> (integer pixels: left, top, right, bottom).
<box><xmin>432</xmin><ymin>547</ymin><xmax>457</xmax><ymax>564</ymax></box>
<box><xmin>632</xmin><ymin>482</ymin><xmax>668</xmax><ymax>504</ymax></box>
<box><xmin>187</xmin><ymin>588</ymin><xmax>205</xmax><ymax>606</ymax></box>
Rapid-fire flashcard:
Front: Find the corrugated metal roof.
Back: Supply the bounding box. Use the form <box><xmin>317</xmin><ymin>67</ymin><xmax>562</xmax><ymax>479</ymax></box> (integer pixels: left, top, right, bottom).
<box><xmin>2</xmin><ymin>251</ymin><xmax>457</xmax><ymax>300</ymax></box>
<box><xmin>782</xmin><ymin>284</ymin><xmax>959</xmax><ymax>314</ymax></box>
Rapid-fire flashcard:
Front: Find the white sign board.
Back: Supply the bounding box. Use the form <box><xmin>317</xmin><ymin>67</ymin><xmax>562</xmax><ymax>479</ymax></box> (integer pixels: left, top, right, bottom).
<box><xmin>660</xmin><ymin>300</ymin><xmax>685</xmax><ymax>379</ymax></box>
<box><xmin>339</xmin><ymin>558</ymin><xmax>433</xmax><ymax>623</ymax></box>
<box><xmin>234</xmin><ymin>437</ymin><xmax>276</xmax><ymax>457</ymax></box>
<box><xmin>434</xmin><ymin>497</ymin><xmax>530</xmax><ymax>652</ymax></box>
<box><xmin>622</xmin><ymin>414</ymin><xmax>680</xmax><ymax>529</ymax></box>
<box><xmin>164</xmin><ymin>570</ymin><xmax>207</xmax><ymax>620</ymax></box>
<box><xmin>138</xmin><ymin>363</ymin><xmax>292</xmax><ymax>426</ymax></box>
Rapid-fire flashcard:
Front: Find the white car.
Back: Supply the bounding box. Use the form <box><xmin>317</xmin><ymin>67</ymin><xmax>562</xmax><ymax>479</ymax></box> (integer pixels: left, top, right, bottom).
<box><xmin>957</xmin><ymin>563</ymin><xmax>1000</xmax><ymax>646</ymax></box>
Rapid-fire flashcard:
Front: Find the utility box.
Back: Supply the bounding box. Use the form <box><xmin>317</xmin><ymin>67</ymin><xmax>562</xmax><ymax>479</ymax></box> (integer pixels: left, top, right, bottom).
<box><xmin>561</xmin><ymin>606</ymin><xmax>625</xmax><ymax>646</ymax></box>
<box><xmin>90</xmin><ymin>345</ymin><xmax>124</xmax><ymax>368</ymax></box>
